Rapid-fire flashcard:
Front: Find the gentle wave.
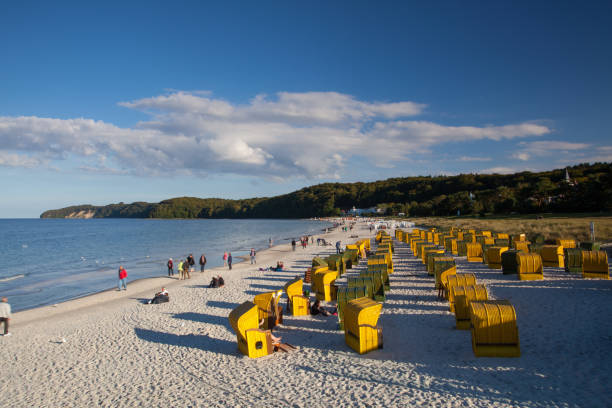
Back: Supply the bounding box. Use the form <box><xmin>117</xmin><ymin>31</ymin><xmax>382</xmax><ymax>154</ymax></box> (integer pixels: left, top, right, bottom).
<box><xmin>0</xmin><ymin>273</ymin><xmax>26</xmax><ymax>283</ymax></box>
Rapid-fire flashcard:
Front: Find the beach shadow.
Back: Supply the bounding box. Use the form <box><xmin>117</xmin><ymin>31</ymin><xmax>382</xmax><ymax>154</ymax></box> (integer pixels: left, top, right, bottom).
<box><xmin>131</xmin><ymin>297</ymin><xmax>152</xmax><ymax>303</ymax></box>
<box><xmin>206</xmin><ymin>300</ymin><xmax>239</xmax><ymax>310</ymax></box>
<box><xmin>249</xmin><ymin>283</ymin><xmax>283</xmax><ymax>291</ymax></box>
<box><xmin>171</xmin><ymin>312</ymin><xmax>231</xmax><ymax>329</ymax></box>
<box><xmin>134</xmin><ymin>327</ymin><xmax>235</xmax><ymax>354</ymax></box>
<box><xmin>245</xmin><ymin>276</ymin><xmax>293</xmax><ymax>282</ymax></box>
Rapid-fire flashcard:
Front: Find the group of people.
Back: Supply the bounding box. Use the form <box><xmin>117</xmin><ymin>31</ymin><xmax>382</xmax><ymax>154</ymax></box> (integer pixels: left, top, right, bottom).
<box><xmin>167</xmin><ymin>253</ymin><xmax>208</xmax><ymax>280</ymax></box>
<box><xmin>222</xmin><ymin>252</ymin><xmax>233</xmax><ymax>270</ymax></box>
<box><xmin>291</xmin><ymin>236</ymin><xmax>312</xmax><ymax>251</ymax></box>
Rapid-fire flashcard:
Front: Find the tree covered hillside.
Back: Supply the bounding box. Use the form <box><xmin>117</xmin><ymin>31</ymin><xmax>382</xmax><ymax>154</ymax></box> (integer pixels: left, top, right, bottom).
<box><xmin>40</xmin><ymin>162</ymin><xmax>612</xmax><ymax>219</ymax></box>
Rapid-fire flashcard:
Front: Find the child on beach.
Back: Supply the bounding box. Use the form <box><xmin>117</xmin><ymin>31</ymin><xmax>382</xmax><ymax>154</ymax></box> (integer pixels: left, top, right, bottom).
<box><xmin>223</xmin><ymin>252</ymin><xmax>228</xmax><ymax>266</ymax></box>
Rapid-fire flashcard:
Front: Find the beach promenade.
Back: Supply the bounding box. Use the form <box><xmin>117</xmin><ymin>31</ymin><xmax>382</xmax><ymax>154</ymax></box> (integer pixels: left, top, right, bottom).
<box><xmin>1</xmin><ymin>220</ymin><xmax>611</xmax><ymax>407</ymax></box>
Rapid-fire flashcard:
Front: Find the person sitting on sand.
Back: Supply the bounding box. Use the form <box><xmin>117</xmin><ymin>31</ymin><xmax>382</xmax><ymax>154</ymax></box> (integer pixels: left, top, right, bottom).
<box><xmin>273</xmin><ymin>261</ymin><xmax>284</xmax><ymax>271</ymax></box>
<box><xmin>310</xmin><ymin>299</ymin><xmax>336</xmax><ymax>316</ymax></box>
<box><xmin>147</xmin><ymin>287</ymin><xmax>169</xmax><ymax>304</ymax></box>
<box><xmin>209</xmin><ymin>275</ymin><xmax>225</xmax><ymax>288</ymax></box>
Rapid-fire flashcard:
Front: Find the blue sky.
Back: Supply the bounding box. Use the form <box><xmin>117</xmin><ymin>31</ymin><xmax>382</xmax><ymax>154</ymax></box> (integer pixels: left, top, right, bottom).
<box><xmin>1</xmin><ymin>1</ymin><xmax>611</xmax><ymax>217</ymax></box>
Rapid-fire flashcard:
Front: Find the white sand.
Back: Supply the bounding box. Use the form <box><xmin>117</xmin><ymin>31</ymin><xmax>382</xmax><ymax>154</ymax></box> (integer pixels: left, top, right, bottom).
<box><xmin>1</xmin><ymin>220</ymin><xmax>611</xmax><ymax>407</ymax></box>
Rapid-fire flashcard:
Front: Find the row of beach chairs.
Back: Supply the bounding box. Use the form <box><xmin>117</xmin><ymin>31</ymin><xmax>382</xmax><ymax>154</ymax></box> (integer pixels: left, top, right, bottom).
<box><xmin>228</xmin><ymin>235</ymin><xmax>388</xmax><ymax>358</ymax></box>
<box><xmin>396</xmin><ymin>228</ymin><xmax>521</xmax><ymax>357</ymax></box>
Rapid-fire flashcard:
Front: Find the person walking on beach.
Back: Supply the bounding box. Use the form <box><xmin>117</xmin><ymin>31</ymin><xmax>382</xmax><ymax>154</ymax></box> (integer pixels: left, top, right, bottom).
<box><xmin>269</xmin><ymin>237</ymin><xmax>273</xmax><ymax>247</ymax></box>
<box><xmin>167</xmin><ymin>258</ymin><xmax>174</xmax><ymax>277</ymax></box>
<box><xmin>291</xmin><ymin>239</ymin><xmax>296</xmax><ymax>251</ymax></box>
<box><xmin>250</xmin><ymin>248</ymin><xmax>256</xmax><ymax>264</ymax></box>
<box><xmin>228</xmin><ymin>252</ymin><xmax>233</xmax><ymax>270</ymax></box>
<box><xmin>118</xmin><ymin>266</ymin><xmax>127</xmax><ymax>290</ymax></box>
<box><xmin>336</xmin><ymin>241</ymin><xmax>342</xmax><ymax>255</ymax></box>
<box><xmin>183</xmin><ymin>260</ymin><xmax>190</xmax><ymax>279</ymax></box>
<box><xmin>199</xmin><ymin>254</ymin><xmax>207</xmax><ymax>272</ymax></box>
<box><xmin>187</xmin><ymin>254</ymin><xmax>195</xmax><ymax>268</ymax></box>
<box><xmin>0</xmin><ymin>297</ymin><xmax>11</xmax><ymax>336</ymax></box>
<box><xmin>177</xmin><ymin>260</ymin><xmax>184</xmax><ymax>280</ymax></box>
<box><xmin>223</xmin><ymin>252</ymin><xmax>228</xmax><ymax>267</ymax></box>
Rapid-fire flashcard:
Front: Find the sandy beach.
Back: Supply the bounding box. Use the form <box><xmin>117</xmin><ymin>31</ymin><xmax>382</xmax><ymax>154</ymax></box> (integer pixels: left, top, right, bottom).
<box><xmin>1</xmin><ymin>220</ymin><xmax>611</xmax><ymax>407</ymax></box>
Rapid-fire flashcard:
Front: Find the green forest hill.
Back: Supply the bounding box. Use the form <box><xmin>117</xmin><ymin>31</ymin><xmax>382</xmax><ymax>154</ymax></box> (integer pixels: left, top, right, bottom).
<box><xmin>40</xmin><ymin>163</ymin><xmax>612</xmax><ymax>219</ymax></box>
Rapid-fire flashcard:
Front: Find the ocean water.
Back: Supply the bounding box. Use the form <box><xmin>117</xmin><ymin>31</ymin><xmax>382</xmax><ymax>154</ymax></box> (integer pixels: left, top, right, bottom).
<box><xmin>0</xmin><ymin>218</ymin><xmax>331</xmax><ymax>312</ymax></box>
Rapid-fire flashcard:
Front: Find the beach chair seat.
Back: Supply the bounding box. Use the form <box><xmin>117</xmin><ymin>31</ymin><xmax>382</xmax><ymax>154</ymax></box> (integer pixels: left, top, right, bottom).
<box><xmin>312</xmin><ymin>269</ymin><xmax>339</xmax><ymax>301</ymax></box>
<box><xmin>564</xmin><ymin>248</ymin><xmax>583</xmax><ymax>274</ymax></box>
<box><xmin>284</xmin><ymin>278</ymin><xmax>310</xmax><ymax>316</ymax></box>
<box><xmin>512</xmin><ymin>241</ymin><xmax>530</xmax><ymax>253</ymax></box>
<box><xmin>469</xmin><ymin>300</ymin><xmax>520</xmax><ymax>357</ymax></box>
<box><xmin>444</xmin><ymin>237</ymin><xmax>458</xmax><ymax>255</ymax></box>
<box><xmin>582</xmin><ymin>250</ymin><xmax>609</xmax><ymax>279</ymax></box>
<box><xmin>423</xmin><ymin>248</ymin><xmax>444</xmax><ymax>266</ymax></box>
<box><xmin>579</xmin><ymin>241</ymin><xmax>600</xmax><ymax>251</ymax></box>
<box><xmin>427</xmin><ymin>253</ymin><xmax>448</xmax><ymax>276</ymax></box>
<box><xmin>452</xmin><ymin>285</ymin><xmax>488</xmax><ymax>329</ymax></box>
<box><xmin>555</xmin><ymin>239</ymin><xmax>576</xmax><ymax>249</ymax></box>
<box><xmin>367</xmin><ymin>263</ymin><xmax>390</xmax><ymax>291</ymax></box>
<box><xmin>325</xmin><ymin>254</ymin><xmax>346</xmax><ymax>275</ymax></box>
<box><xmin>487</xmin><ymin>246</ymin><xmax>509</xmax><ymax>269</ymax></box>
<box><xmin>517</xmin><ymin>253</ymin><xmax>543</xmax><ymax>280</ymax></box>
<box><xmin>359</xmin><ymin>270</ymin><xmax>386</xmax><ymax>301</ymax></box>
<box><xmin>344</xmin><ymin>297</ymin><xmax>383</xmax><ymax>354</ymax></box>
<box><xmin>456</xmin><ymin>240</ymin><xmax>469</xmax><ymax>256</ymax></box>
<box><xmin>253</xmin><ymin>290</ymin><xmax>284</xmax><ymax>330</ymax></box>
<box><xmin>446</xmin><ymin>273</ymin><xmax>477</xmax><ymax>311</ymax></box>
<box><xmin>540</xmin><ymin>245</ymin><xmax>564</xmax><ymax>268</ymax></box>
<box><xmin>501</xmin><ymin>250</ymin><xmax>521</xmax><ymax>274</ymax></box>
<box><xmin>347</xmin><ymin>276</ymin><xmax>374</xmax><ymax>299</ymax></box>
<box><xmin>466</xmin><ymin>243</ymin><xmax>484</xmax><ymax>262</ymax></box>
<box><xmin>229</xmin><ymin>301</ymin><xmax>274</xmax><ymax>358</ymax></box>
<box><xmin>337</xmin><ymin>286</ymin><xmax>367</xmax><ymax>329</ymax></box>
<box><xmin>433</xmin><ymin>257</ymin><xmax>456</xmax><ymax>288</ymax></box>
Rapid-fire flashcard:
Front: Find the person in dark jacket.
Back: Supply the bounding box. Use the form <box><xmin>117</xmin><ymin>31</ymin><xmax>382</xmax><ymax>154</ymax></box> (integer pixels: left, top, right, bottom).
<box><xmin>167</xmin><ymin>258</ymin><xmax>174</xmax><ymax>277</ymax></box>
<box><xmin>227</xmin><ymin>253</ymin><xmax>233</xmax><ymax>270</ymax></box>
<box><xmin>199</xmin><ymin>254</ymin><xmax>207</xmax><ymax>272</ymax></box>
<box><xmin>182</xmin><ymin>260</ymin><xmax>190</xmax><ymax>279</ymax></box>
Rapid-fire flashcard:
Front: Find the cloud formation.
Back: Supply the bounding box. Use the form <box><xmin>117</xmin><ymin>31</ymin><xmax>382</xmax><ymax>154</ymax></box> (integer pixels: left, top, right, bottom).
<box><xmin>0</xmin><ymin>91</ymin><xmax>553</xmax><ymax>177</ymax></box>
<box><xmin>512</xmin><ymin>140</ymin><xmax>591</xmax><ymax>161</ymax></box>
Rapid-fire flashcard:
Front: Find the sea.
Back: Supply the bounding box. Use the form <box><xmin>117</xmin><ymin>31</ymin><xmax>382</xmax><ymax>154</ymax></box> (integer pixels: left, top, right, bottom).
<box><xmin>0</xmin><ymin>218</ymin><xmax>332</xmax><ymax>312</ymax></box>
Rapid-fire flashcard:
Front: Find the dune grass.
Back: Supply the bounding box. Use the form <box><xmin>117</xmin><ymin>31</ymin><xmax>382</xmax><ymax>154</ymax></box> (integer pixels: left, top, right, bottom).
<box><xmin>409</xmin><ymin>214</ymin><xmax>612</xmax><ymax>243</ymax></box>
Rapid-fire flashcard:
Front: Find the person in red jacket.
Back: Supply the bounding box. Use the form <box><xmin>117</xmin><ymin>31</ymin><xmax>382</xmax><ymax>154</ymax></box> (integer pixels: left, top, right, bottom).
<box><xmin>118</xmin><ymin>266</ymin><xmax>128</xmax><ymax>290</ymax></box>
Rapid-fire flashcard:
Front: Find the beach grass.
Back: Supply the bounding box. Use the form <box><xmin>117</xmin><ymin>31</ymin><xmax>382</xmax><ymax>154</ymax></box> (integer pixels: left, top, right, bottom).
<box><xmin>409</xmin><ymin>213</ymin><xmax>612</xmax><ymax>242</ymax></box>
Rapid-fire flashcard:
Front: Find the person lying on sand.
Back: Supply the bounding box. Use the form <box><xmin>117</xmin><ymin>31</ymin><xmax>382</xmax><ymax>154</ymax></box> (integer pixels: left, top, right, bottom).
<box><xmin>147</xmin><ymin>288</ymin><xmax>169</xmax><ymax>304</ymax></box>
<box><xmin>310</xmin><ymin>299</ymin><xmax>337</xmax><ymax>316</ymax></box>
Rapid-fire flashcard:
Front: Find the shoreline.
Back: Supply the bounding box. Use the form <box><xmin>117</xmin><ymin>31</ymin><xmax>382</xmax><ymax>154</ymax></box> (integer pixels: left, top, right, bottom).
<box><xmin>5</xmin><ymin>219</ymin><xmax>333</xmax><ymax>314</ymax></box>
<box><xmin>11</xmin><ymin>221</ymin><xmax>339</xmax><ymax>328</ymax></box>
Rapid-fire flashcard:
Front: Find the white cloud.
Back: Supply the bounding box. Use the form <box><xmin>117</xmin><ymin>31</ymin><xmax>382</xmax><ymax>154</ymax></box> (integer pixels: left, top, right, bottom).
<box><xmin>511</xmin><ymin>140</ymin><xmax>593</xmax><ymax>162</ymax></box>
<box><xmin>478</xmin><ymin>167</ymin><xmax>517</xmax><ymax>174</ymax></box>
<box><xmin>457</xmin><ymin>156</ymin><xmax>492</xmax><ymax>162</ymax></box>
<box><xmin>513</xmin><ymin>152</ymin><xmax>530</xmax><ymax>161</ymax></box>
<box><xmin>0</xmin><ymin>151</ymin><xmax>43</xmax><ymax>168</ymax></box>
<box><xmin>0</xmin><ymin>91</ymin><xmax>553</xmax><ymax>179</ymax></box>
